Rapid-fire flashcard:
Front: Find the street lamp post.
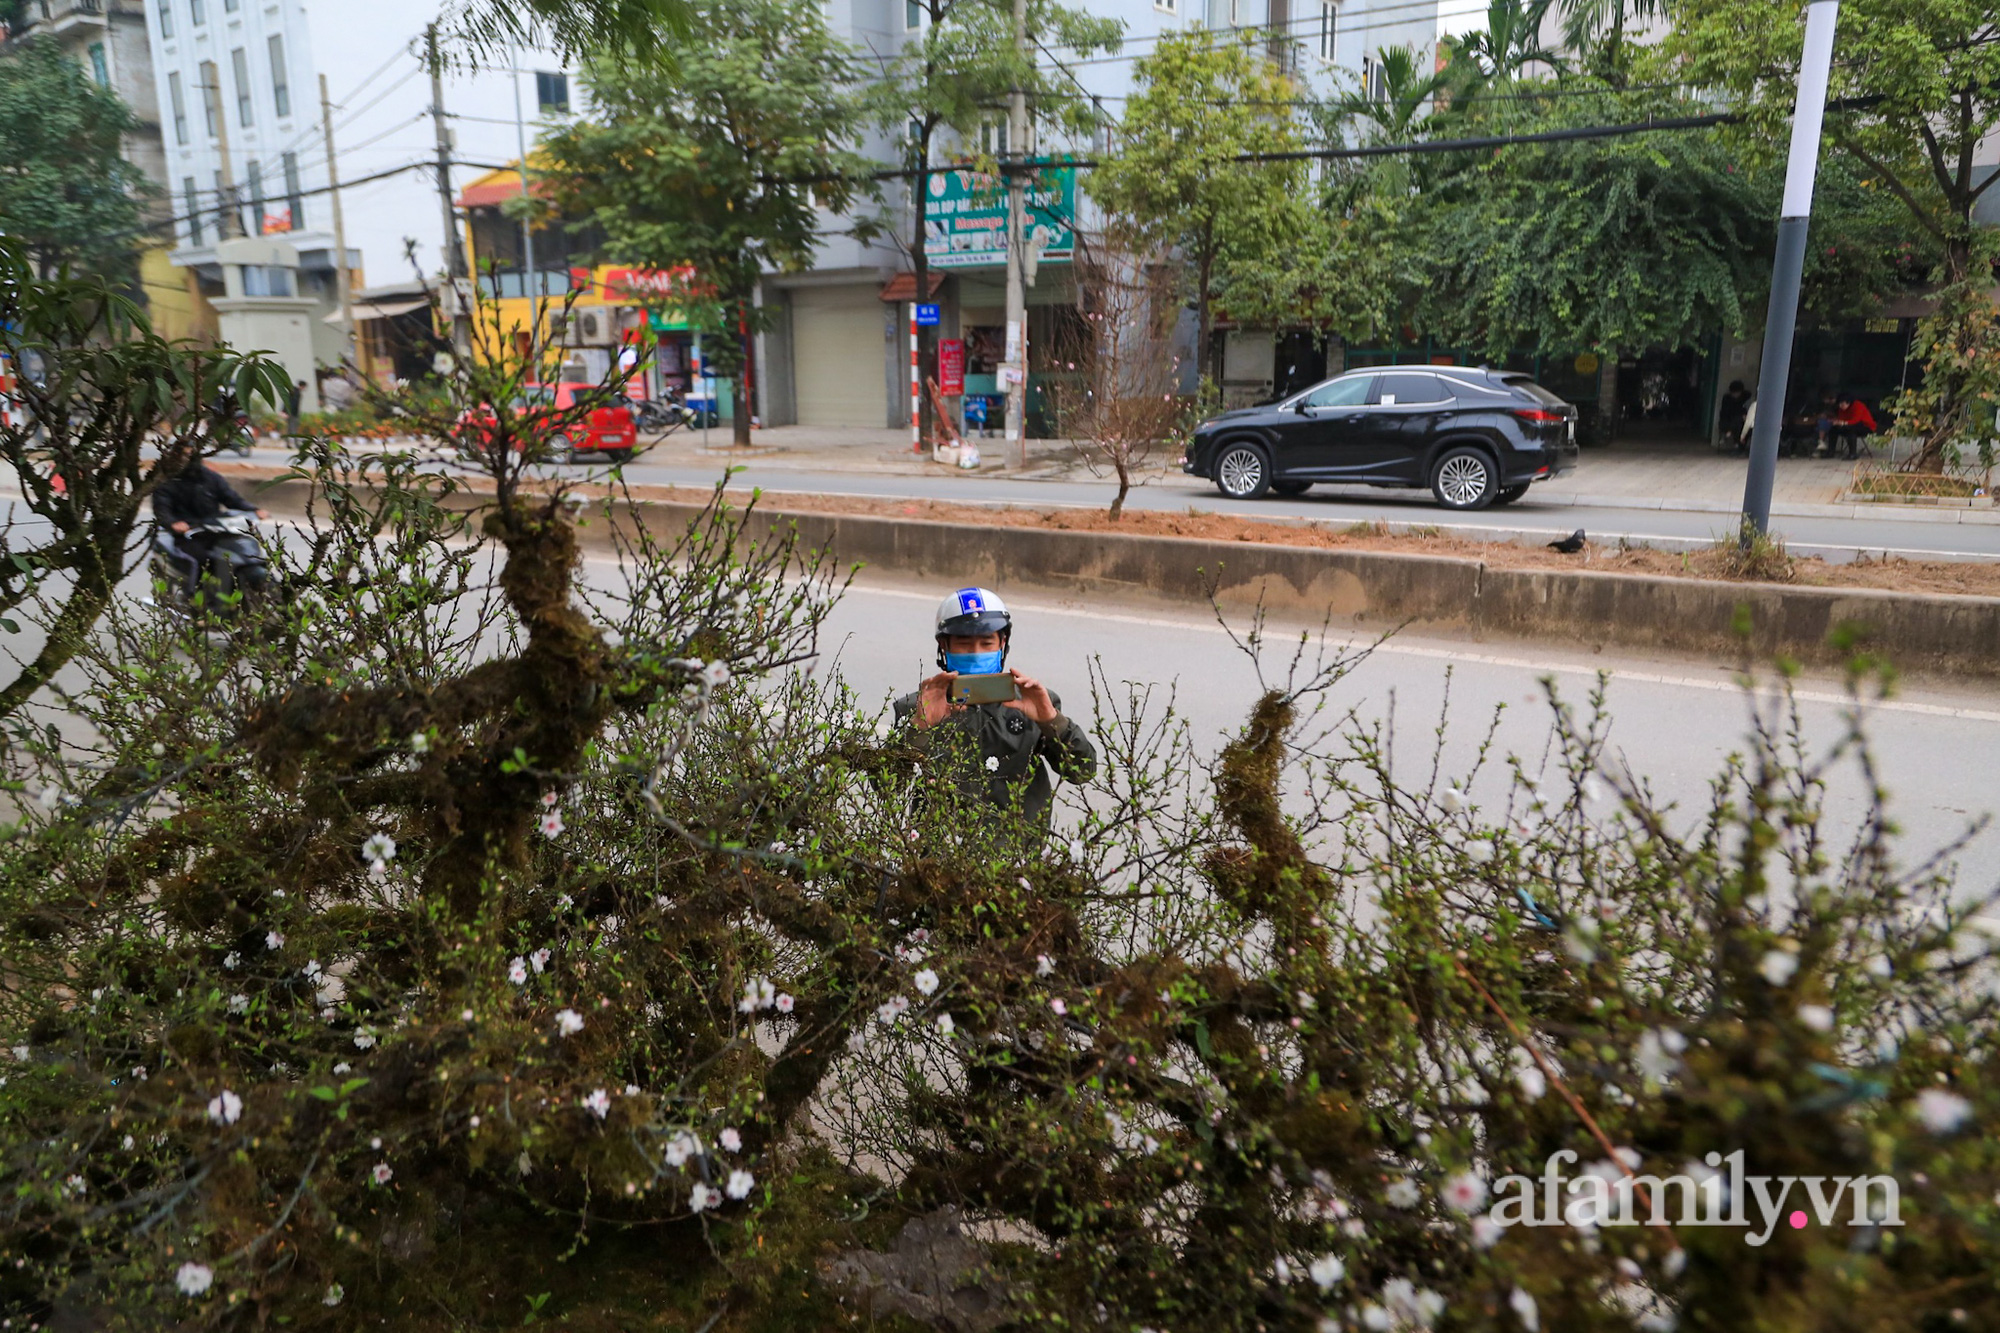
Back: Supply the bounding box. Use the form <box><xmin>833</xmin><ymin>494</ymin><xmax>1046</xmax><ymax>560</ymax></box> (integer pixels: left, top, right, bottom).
<box><xmin>1740</xmin><ymin>0</ymin><xmax>1841</xmax><ymax>538</ymax></box>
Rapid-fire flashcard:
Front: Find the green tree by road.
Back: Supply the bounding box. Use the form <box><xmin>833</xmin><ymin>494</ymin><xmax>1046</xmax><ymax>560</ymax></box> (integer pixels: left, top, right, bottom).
<box><xmin>0</xmin><ymin>37</ymin><xmax>149</xmax><ymax>281</ymax></box>
<box><xmin>1088</xmin><ymin>30</ymin><xmax>1306</xmax><ymax>381</ymax></box>
<box><xmin>541</xmin><ymin>0</ymin><xmax>877</xmax><ymax>446</ymax></box>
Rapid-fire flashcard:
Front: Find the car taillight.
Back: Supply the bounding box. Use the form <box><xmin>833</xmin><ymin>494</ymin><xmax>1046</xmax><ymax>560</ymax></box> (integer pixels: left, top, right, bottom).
<box><xmin>1512</xmin><ymin>407</ymin><xmax>1565</xmax><ymax>423</ymax></box>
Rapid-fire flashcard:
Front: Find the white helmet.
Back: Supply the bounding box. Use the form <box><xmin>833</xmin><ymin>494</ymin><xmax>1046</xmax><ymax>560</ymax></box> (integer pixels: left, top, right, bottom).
<box><xmin>934</xmin><ymin>586</ymin><xmax>1012</xmax><ymax>638</ymax></box>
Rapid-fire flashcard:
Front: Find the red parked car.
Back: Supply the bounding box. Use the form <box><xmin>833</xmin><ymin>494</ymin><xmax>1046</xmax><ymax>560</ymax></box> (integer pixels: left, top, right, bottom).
<box><xmin>454</xmin><ymin>383</ymin><xmax>642</xmax><ymax>463</ymax></box>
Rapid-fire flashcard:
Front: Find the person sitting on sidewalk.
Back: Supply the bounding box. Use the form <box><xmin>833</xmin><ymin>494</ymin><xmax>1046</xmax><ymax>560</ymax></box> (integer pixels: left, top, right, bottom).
<box><xmin>1820</xmin><ymin>395</ymin><xmax>1878</xmax><ymax>460</ymax></box>
<box><xmin>893</xmin><ymin>586</ymin><xmax>1096</xmax><ymax>835</ymax></box>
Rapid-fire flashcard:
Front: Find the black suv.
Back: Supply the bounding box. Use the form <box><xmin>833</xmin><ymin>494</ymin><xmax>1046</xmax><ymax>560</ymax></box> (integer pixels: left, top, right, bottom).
<box><xmin>1182</xmin><ymin>366</ymin><xmax>1579</xmax><ymax>510</ymax></box>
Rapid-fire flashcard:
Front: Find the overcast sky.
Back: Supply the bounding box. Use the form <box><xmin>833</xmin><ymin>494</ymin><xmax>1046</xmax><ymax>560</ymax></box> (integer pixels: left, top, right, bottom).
<box><xmin>301</xmin><ymin>0</ymin><xmax>572</xmax><ymax>288</ymax></box>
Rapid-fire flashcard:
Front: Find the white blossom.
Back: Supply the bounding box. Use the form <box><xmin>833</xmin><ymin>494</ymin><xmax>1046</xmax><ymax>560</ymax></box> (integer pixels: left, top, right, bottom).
<box><xmin>332</xmin><ymin>1062</ymin><xmax>351</xmax><ymax>1075</ymax></box>
<box><xmin>725</xmin><ymin>1169</ymin><xmax>755</xmax><ymax>1200</ymax></box>
<box><xmin>1471</xmin><ymin>1215</ymin><xmax>1504</xmax><ymax>1249</ymax></box>
<box><xmin>913</xmin><ymin>968</ymin><xmax>939</xmax><ymax>996</ymax></box>
<box><xmin>1384</xmin><ymin>1178</ymin><xmax>1420</xmax><ymax>1208</ymax></box>
<box><xmin>353</xmin><ymin>1029</ymin><xmax>376</xmax><ymax>1050</ymax></box>
<box><xmin>555</xmin><ymin>1008</ymin><xmax>585</xmax><ymax>1037</ymax></box>
<box><xmin>1308</xmin><ymin>1254</ymin><xmax>1344</xmax><ymax>1289</ymax></box>
<box><xmin>323</xmin><ymin>1283</ymin><xmax>345</xmax><ymax>1306</ymax></box>
<box><xmin>508</xmin><ymin>957</ymin><xmax>529</xmax><ymax>985</ymax></box>
<box><xmin>531</xmin><ymin>948</ymin><xmax>551</xmax><ymax>973</ymax></box>
<box><xmin>1383</xmin><ymin>1278</ymin><xmax>1445</xmax><ymax>1328</ymax></box>
<box><xmin>174</xmin><ymin>1262</ymin><xmax>214</xmax><ymax>1296</ymax></box>
<box><xmin>409</xmin><ymin>732</ymin><xmax>430</xmax><ymax>754</ymax></box>
<box><xmin>222</xmin><ymin>952</ymin><xmax>241</xmax><ymax>970</ymax></box>
<box><xmin>206</xmin><ymin>1089</ymin><xmax>243</xmax><ymax>1125</ymax></box>
<box><xmin>583</xmin><ymin>1088</ymin><xmax>611</xmax><ymax>1120</ymax></box>
<box><xmin>1635</xmin><ymin>1029</ymin><xmax>1685</xmax><ymax>1084</ymax></box>
<box><xmin>372</xmin><ymin>1162</ymin><xmax>393</xmax><ymax>1184</ymax></box>
<box><xmin>1439</xmin><ymin>786</ymin><xmax>1464</xmax><ymax>814</ymax></box>
<box><xmin>540</xmin><ymin>810</ymin><xmax>565</xmax><ymax>838</ymax></box>
<box><xmin>1466</xmin><ymin>839</ymin><xmax>1494</xmax><ymax>865</ymax></box>
<box><xmin>265</xmin><ymin>930</ymin><xmax>285</xmax><ymax>951</ymax></box>
<box><xmin>935</xmin><ymin>1013</ymin><xmax>956</xmax><ymax>1036</ymax></box>
<box><xmin>665</xmin><ymin>1131</ymin><xmax>700</xmax><ymax>1167</ymax></box>
<box><xmin>226</xmin><ymin>994</ymin><xmax>249</xmax><ymax>1015</ymax></box>
<box><xmin>1068</xmin><ymin>838</ymin><xmax>1086</xmax><ymax>859</ymax></box>
<box><xmin>984</xmin><ymin>755</ymin><xmax>1000</xmax><ymax>772</ymax></box>
<box><xmin>689</xmin><ymin>1182</ymin><xmax>722</xmax><ymax>1212</ymax></box>
<box><xmin>739</xmin><ymin>978</ymin><xmax>777</xmax><ymax>1013</ymax></box>
<box><xmin>774</xmin><ymin>993</ymin><xmax>794</xmax><ymax>1014</ymax></box>
<box><xmin>1759</xmin><ymin>948</ymin><xmax>1799</xmax><ymax>986</ymax></box>
<box><xmin>1509</xmin><ymin>1286</ymin><xmax>1539</xmax><ymax>1332</ymax></box>
<box><xmin>1036</xmin><ymin>954</ymin><xmax>1055</xmax><ymax>978</ymax></box>
<box><xmin>1580</xmin><ymin>774</ymin><xmax>1605</xmax><ymax>805</ymax></box>
<box><xmin>699</xmin><ymin>660</ymin><xmax>732</xmax><ymax>689</ymax></box>
<box><xmin>1662</xmin><ymin>1247</ymin><xmax>1688</xmax><ymax>1278</ymax></box>
<box><xmin>1442</xmin><ymin>1172</ymin><xmax>1488</xmax><ymax>1213</ymax></box>
<box><xmin>1916</xmin><ymin>1088</ymin><xmax>1973</xmax><ymax>1134</ymax></box>
<box><xmin>1049</xmin><ymin>998</ymin><xmax>1068</xmax><ymax>1016</ymax></box>
<box><xmin>362</xmin><ymin>833</ymin><xmax>397</xmax><ymax>864</ymax></box>
<box><xmin>1799</xmin><ymin>1004</ymin><xmax>1835</xmax><ymax>1032</ymax></box>
<box><xmin>719</xmin><ymin>1128</ymin><xmax>742</xmax><ymax>1153</ymax></box>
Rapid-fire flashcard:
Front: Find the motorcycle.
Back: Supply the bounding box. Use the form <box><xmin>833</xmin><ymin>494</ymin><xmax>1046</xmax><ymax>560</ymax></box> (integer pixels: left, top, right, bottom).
<box><xmin>150</xmin><ymin>513</ymin><xmax>274</xmax><ymax>616</ymax></box>
<box><xmin>632</xmin><ymin>392</ymin><xmax>704</xmax><ymax>436</ymax></box>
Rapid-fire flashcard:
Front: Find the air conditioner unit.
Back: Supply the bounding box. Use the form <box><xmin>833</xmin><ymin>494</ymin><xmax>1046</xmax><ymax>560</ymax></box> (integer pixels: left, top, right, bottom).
<box><xmin>575</xmin><ymin>310</ymin><xmax>615</xmax><ymax>346</ymax></box>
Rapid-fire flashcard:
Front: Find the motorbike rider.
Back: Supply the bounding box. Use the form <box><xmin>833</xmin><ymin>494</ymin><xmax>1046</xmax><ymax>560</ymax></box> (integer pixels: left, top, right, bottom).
<box><xmin>893</xmin><ymin>586</ymin><xmax>1096</xmax><ymax>830</ymax></box>
<box><xmin>152</xmin><ymin>452</ymin><xmax>268</xmax><ymax>598</ymax></box>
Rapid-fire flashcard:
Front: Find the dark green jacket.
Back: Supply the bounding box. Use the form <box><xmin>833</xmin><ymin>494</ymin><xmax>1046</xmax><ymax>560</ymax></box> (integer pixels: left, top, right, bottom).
<box><xmin>891</xmin><ymin>691</ymin><xmax>1097</xmax><ymax>828</ymax></box>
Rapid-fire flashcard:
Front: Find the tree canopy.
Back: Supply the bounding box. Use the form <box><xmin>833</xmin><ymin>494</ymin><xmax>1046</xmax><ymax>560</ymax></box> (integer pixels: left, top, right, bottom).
<box><xmin>541</xmin><ymin>0</ymin><xmax>878</xmax><ymax>444</ymax></box>
<box><xmin>0</xmin><ymin>37</ymin><xmax>150</xmax><ymax>281</ymax></box>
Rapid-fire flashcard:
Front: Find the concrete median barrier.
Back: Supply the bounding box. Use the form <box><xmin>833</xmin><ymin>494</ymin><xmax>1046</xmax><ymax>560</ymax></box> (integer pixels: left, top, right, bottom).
<box><xmin>235</xmin><ymin>469</ymin><xmax>2000</xmax><ymax>681</ymax></box>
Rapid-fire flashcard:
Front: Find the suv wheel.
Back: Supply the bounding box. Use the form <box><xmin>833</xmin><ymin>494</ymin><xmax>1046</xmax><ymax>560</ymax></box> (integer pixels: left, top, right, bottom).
<box><xmin>1493</xmin><ymin>483</ymin><xmax>1530</xmax><ymax>506</ymax></box>
<box><xmin>1215</xmin><ymin>443</ymin><xmax>1272</xmax><ymax>500</ymax></box>
<box><xmin>1430</xmin><ymin>447</ymin><xmax>1497</xmax><ymax>510</ymax></box>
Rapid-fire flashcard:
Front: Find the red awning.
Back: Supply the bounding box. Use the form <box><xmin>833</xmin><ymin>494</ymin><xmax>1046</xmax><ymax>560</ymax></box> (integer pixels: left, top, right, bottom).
<box><xmin>877</xmin><ymin>271</ymin><xmax>946</xmax><ymax>302</ymax></box>
<box><xmin>458</xmin><ymin>177</ymin><xmax>551</xmax><ymax>209</ymax></box>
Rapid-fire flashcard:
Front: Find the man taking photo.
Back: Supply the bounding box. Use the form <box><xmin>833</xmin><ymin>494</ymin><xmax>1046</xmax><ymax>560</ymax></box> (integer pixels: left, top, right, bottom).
<box><xmin>894</xmin><ymin>586</ymin><xmax>1096</xmax><ymax>831</ymax></box>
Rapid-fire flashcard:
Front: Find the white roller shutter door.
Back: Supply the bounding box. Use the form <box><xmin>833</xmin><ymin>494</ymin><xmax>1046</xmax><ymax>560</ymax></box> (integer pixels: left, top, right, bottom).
<box><xmin>791</xmin><ymin>286</ymin><xmax>887</xmax><ymax>428</ymax></box>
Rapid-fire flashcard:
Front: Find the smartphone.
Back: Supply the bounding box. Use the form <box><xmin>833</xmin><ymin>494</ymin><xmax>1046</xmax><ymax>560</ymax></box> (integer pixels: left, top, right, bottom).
<box><xmin>951</xmin><ymin>672</ymin><xmax>1021</xmax><ymax>705</ymax></box>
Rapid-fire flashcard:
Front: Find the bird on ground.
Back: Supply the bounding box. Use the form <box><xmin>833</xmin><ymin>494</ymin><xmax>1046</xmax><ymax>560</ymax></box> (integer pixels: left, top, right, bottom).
<box><xmin>1547</xmin><ymin>529</ymin><xmax>1586</xmax><ymax>554</ymax></box>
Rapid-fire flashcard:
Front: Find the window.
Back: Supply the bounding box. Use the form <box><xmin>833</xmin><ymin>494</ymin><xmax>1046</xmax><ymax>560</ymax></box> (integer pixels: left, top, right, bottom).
<box><xmin>1363</xmin><ymin>53</ymin><xmax>1388</xmax><ymax>101</ymax></box>
<box><xmin>241</xmin><ymin>265</ymin><xmax>292</xmax><ymax>298</ymax></box>
<box><xmin>1154</xmin><ymin>0</ymin><xmax>1176</xmax><ymax>12</ymax></box>
<box><xmin>183</xmin><ymin>176</ymin><xmax>203</xmax><ymax>245</ymax></box>
<box><xmin>1317</xmin><ymin>2</ymin><xmax>1335</xmax><ymax>61</ymax></box>
<box><xmin>282</xmin><ymin>150</ymin><xmax>303</xmax><ymax>230</ymax></box>
<box><xmin>534</xmin><ymin>70</ymin><xmax>569</xmax><ymax>115</ymax></box>
<box><xmin>905</xmin><ymin>0</ymin><xmax>921</xmax><ymax>27</ymax></box>
<box><xmin>1300</xmin><ymin>375</ymin><xmax>1373</xmax><ymax>409</ymax></box>
<box><xmin>247</xmin><ymin>159</ymin><xmax>264</xmax><ymax>233</ymax></box>
<box><xmin>157</xmin><ymin>0</ymin><xmax>173</xmax><ymax>38</ymax></box>
<box><xmin>231</xmin><ymin>48</ymin><xmax>252</xmax><ymax>126</ymax></box>
<box><xmin>223</xmin><ymin>0</ymin><xmax>238</xmax><ymax>10</ymax></box>
<box><xmin>199</xmin><ymin>61</ymin><xmax>218</xmax><ymax>135</ymax></box>
<box><xmin>190</xmin><ymin>0</ymin><xmax>204</xmax><ymax>23</ymax></box>
<box><xmin>980</xmin><ymin>118</ymin><xmax>1008</xmax><ymax>158</ymax></box>
<box><xmin>87</xmin><ymin>44</ymin><xmax>110</xmax><ymax>88</ymax></box>
<box><xmin>1378</xmin><ymin>372</ymin><xmax>1449</xmax><ymax>405</ymax></box>
<box><xmin>168</xmin><ymin>71</ymin><xmax>189</xmax><ymax>144</ymax></box>
<box><xmin>267</xmin><ymin>34</ymin><xmax>289</xmax><ymax>117</ymax></box>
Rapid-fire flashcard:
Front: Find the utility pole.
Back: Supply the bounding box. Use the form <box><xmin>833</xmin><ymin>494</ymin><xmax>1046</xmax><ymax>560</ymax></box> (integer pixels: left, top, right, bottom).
<box><xmin>1741</xmin><ymin>0</ymin><xmax>1840</xmax><ymax>538</ymax></box>
<box><xmin>511</xmin><ymin>57</ymin><xmax>542</xmax><ymax>373</ymax></box>
<box><xmin>1003</xmin><ymin>0</ymin><xmax>1029</xmax><ymax>468</ymax></box>
<box><xmin>426</xmin><ymin>24</ymin><xmax>472</xmax><ymax>360</ymax></box>
<box><xmin>205</xmin><ymin>63</ymin><xmax>241</xmax><ymax>240</ymax></box>
<box><xmin>320</xmin><ymin>74</ymin><xmax>356</xmax><ymax>367</ymax></box>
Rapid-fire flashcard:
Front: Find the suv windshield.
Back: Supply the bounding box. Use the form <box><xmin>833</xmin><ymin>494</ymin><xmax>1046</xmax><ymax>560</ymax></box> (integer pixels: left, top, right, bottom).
<box><xmin>1297</xmin><ymin>376</ymin><xmax>1374</xmax><ymax>409</ymax></box>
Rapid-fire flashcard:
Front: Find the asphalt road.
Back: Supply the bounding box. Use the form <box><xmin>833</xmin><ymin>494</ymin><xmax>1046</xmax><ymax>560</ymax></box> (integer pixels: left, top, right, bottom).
<box><xmin>601</xmin><ymin>459</ymin><xmax>2000</xmax><ymax>564</ymax></box>
<box><xmin>797</xmin><ymin>572</ymin><xmax>2000</xmax><ymax>893</ymax></box>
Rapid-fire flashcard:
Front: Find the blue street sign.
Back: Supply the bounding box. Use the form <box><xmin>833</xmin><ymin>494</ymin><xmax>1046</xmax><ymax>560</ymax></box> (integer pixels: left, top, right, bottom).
<box><xmin>915</xmin><ymin>303</ymin><xmax>940</xmax><ymax>326</ymax></box>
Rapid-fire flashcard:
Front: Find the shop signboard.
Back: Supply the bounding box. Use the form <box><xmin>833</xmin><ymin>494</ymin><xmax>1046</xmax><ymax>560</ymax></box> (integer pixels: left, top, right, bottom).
<box><xmin>922</xmin><ymin>165</ymin><xmax>1075</xmax><ymax>270</ymax></box>
<box><xmin>939</xmin><ymin>339</ymin><xmax>965</xmax><ymax>395</ymax></box>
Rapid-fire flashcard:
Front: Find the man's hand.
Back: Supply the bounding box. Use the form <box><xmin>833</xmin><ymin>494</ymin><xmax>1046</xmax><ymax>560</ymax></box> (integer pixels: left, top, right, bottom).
<box><xmin>254</xmin><ymin>508</ymin><xmax>270</xmax><ymax>519</ymax></box>
<box><xmin>170</xmin><ymin>521</ymin><xmax>190</xmax><ymax>535</ymax></box>
<box><xmin>1004</xmin><ymin>669</ymin><xmax>1060</xmax><ymax>726</ymax></box>
<box><xmin>913</xmin><ymin>672</ymin><xmax>959</xmax><ymax>729</ymax></box>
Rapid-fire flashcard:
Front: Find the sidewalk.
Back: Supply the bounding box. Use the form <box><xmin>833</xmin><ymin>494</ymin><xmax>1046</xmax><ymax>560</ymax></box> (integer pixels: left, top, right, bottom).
<box><xmin>650</xmin><ymin>426</ymin><xmax>2000</xmax><ymax>521</ymax></box>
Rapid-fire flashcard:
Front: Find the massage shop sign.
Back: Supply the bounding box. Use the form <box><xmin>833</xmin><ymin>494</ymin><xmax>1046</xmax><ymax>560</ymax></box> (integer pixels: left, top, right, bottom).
<box><xmin>922</xmin><ymin>165</ymin><xmax>1076</xmax><ymax>270</ymax></box>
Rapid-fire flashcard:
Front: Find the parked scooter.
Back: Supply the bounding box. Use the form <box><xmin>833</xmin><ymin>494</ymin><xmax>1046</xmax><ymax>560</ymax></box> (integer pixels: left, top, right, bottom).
<box><xmin>632</xmin><ymin>392</ymin><xmax>702</xmax><ymax>436</ymax></box>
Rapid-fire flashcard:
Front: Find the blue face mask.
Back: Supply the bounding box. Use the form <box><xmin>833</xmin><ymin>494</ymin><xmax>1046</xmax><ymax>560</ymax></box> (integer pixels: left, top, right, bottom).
<box><xmin>945</xmin><ymin>650</ymin><xmax>1005</xmax><ymax>675</ymax></box>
